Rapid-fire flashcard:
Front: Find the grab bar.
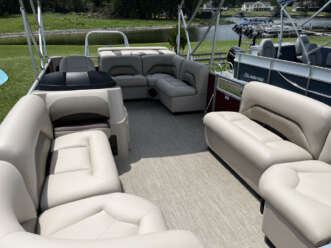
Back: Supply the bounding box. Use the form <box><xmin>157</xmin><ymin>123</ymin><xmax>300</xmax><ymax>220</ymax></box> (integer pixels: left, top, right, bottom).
<box><xmin>84</xmin><ymin>30</ymin><xmax>130</xmax><ymax>56</ymax></box>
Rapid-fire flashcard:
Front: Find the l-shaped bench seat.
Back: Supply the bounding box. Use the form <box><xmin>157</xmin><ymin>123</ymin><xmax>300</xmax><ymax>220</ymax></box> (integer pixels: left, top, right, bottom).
<box><xmin>99</xmin><ymin>54</ymin><xmax>209</xmax><ymax>113</ymax></box>
<box><xmin>0</xmin><ymin>94</ymin><xmax>203</xmax><ymax>248</ymax></box>
<box><xmin>204</xmin><ymin>82</ymin><xmax>331</xmax><ymax>192</ymax></box>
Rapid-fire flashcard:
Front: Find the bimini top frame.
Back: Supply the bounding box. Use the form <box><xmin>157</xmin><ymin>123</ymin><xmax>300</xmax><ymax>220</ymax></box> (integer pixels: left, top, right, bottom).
<box><xmin>177</xmin><ymin>0</ymin><xmax>225</xmax><ymax>68</ymax></box>
<box><xmin>19</xmin><ymin>0</ymin><xmax>48</xmax><ymax>78</ymax></box>
<box><xmin>277</xmin><ymin>0</ymin><xmax>331</xmax><ymax>64</ymax></box>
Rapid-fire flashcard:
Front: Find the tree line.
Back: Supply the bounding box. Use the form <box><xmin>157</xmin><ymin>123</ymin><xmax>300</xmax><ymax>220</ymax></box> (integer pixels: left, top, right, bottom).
<box><xmin>0</xmin><ymin>0</ymin><xmax>330</xmax><ymax>17</ymax></box>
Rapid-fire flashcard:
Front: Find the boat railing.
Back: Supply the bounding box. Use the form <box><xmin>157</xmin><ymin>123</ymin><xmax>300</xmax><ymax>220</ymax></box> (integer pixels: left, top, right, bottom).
<box><xmin>84</xmin><ymin>30</ymin><xmax>130</xmax><ymax>57</ymax></box>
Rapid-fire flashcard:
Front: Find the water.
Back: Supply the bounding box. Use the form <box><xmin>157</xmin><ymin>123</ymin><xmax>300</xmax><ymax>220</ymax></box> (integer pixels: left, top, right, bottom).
<box><xmin>90</xmin><ymin>16</ymin><xmax>331</xmax><ymax>45</ymax></box>
<box><xmin>2</xmin><ymin>16</ymin><xmax>331</xmax><ymax>45</ymax></box>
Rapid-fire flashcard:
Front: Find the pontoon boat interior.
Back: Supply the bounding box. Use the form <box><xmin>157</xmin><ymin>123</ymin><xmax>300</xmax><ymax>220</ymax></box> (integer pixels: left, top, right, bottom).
<box><xmin>0</xmin><ymin>43</ymin><xmax>331</xmax><ymax>248</ymax></box>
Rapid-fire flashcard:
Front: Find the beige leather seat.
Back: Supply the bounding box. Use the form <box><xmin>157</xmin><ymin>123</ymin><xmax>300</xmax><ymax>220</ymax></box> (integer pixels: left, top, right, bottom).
<box><xmin>41</xmin><ymin>131</ymin><xmax>121</xmax><ymax>210</ymax></box>
<box><xmin>0</xmin><ymin>162</ymin><xmax>203</xmax><ymax>248</ymax></box>
<box><xmin>259</xmin><ymin>131</ymin><xmax>331</xmax><ymax>248</ymax></box>
<box><xmin>204</xmin><ymin>82</ymin><xmax>331</xmax><ymax>191</ymax></box>
<box><xmin>0</xmin><ymin>95</ymin><xmax>121</xmax><ymax>210</ymax></box>
<box><xmin>260</xmin><ymin>161</ymin><xmax>331</xmax><ymax>248</ymax></box>
<box><xmin>60</xmin><ymin>56</ymin><xmax>96</xmax><ymax>72</ymax></box>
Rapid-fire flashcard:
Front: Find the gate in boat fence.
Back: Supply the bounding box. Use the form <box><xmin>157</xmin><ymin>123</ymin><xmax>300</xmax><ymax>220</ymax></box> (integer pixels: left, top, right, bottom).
<box><xmin>211</xmin><ymin>53</ymin><xmax>331</xmax><ymax>111</ymax></box>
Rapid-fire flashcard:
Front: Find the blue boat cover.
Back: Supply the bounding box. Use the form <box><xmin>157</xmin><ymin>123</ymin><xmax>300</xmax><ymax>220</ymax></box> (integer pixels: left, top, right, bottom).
<box><xmin>0</xmin><ymin>69</ymin><xmax>8</xmax><ymax>86</ymax></box>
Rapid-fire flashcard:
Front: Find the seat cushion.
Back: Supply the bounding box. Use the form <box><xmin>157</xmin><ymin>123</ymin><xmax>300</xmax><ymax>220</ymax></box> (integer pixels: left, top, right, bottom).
<box><xmin>40</xmin><ymin>131</ymin><xmax>121</xmax><ymax>211</ymax></box>
<box><xmin>113</xmin><ymin>75</ymin><xmax>147</xmax><ymax>88</ymax></box>
<box><xmin>204</xmin><ymin>112</ymin><xmax>313</xmax><ymax>190</ymax></box>
<box><xmin>39</xmin><ymin>193</ymin><xmax>167</xmax><ymax>240</ymax></box>
<box><xmin>260</xmin><ymin>161</ymin><xmax>331</xmax><ymax>247</ymax></box>
<box><xmin>146</xmin><ymin>74</ymin><xmax>176</xmax><ymax>87</ymax></box>
<box><xmin>156</xmin><ymin>78</ymin><xmax>196</xmax><ymax>97</ymax></box>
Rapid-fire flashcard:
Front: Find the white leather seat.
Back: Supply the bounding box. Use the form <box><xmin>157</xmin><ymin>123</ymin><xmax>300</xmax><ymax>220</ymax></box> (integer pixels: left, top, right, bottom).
<box><xmin>204</xmin><ymin>111</ymin><xmax>312</xmax><ymax>190</ymax></box>
<box><xmin>39</xmin><ymin>193</ymin><xmax>167</xmax><ymax>239</ymax></box>
<box><xmin>0</xmin><ymin>162</ymin><xmax>203</xmax><ymax>248</ymax></box>
<box><xmin>204</xmin><ymin>82</ymin><xmax>331</xmax><ymax>191</ymax></box>
<box><xmin>41</xmin><ymin>130</ymin><xmax>121</xmax><ymax>211</ymax></box>
<box><xmin>260</xmin><ymin>160</ymin><xmax>331</xmax><ymax>248</ymax></box>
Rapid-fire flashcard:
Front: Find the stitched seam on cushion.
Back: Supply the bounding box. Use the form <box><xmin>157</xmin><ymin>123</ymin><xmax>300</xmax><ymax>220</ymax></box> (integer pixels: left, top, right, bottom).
<box><xmin>48</xmin><ymin>209</ymin><xmax>103</xmax><ymax>236</ymax></box>
<box><xmin>232</xmin><ymin>119</ymin><xmax>279</xmax><ymax>144</ymax></box>
<box><xmin>53</xmin><ymin>145</ymin><xmax>88</xmax><ymax>152</ymax></box>
<box><xmin>50</xmin><ymin>168</ymin><xmax>90</xmax><ymax>175</ymax></box>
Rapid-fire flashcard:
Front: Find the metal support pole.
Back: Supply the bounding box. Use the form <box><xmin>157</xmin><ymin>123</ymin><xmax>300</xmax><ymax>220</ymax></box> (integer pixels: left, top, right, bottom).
<box><xmin>209</xmin><ymin>11</ymin><xmax>220</xmax><ymax>69</ymax></box>
<box><xmin>277</xmin><ymin>4</ymin><xmax>285</xmax><ymax>58</ymax></box>
<box><xmin>19</xmin><ymin>0</ymin><xmax>38</xmax><ymax>78</ymax></box>
<box><xmin>282</xmin><ymin>8</ymin><xmax>310</xmax><ymax>64</ymax></box>
<box><xmin>177</xmin><ymin>4</ymin><xmax>182</xmax><ymax>55</ymax></box>
<box><xmin>187</xmin><ymin>0</ymin><xmax>204</xmax><ymax>29</ymax></box>
<box><xmin>180</xmin><ymin>9</ymin><xmax>193</xmax><ymax>60</ymax></box>
<box><xmin>37</xmin><ymin>0</ymin><xmax>48</xmax><ymax>59</ymax></box>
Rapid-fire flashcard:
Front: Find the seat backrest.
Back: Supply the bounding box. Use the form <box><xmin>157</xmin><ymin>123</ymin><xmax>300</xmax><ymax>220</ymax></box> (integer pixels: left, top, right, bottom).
<box><xmin>240</xmin><ymin>82</ymin><xmax>331</xmax><ymax>159</ymax></box>
<box><xmin>0</xmin><ymin>161</ymin><xmax>37</xmax><ymax>235</ymax></box>
<box><xmin>319</xmin><ymin>130</ymin><xmax>331</xmax><ymax>164</ymax></box>
<box><xmin>302</xmin><ymin>43</ymin><xmax>322</xmax><ymax>66</ymax></box>
<box><xmin>257</xmin><ymin>39</ymin><xmax>276</xmax><ymax>58</ymax></box>
<box><xmin>0</xmin><ymin>95</ymin><xmax>53</xmax><ymax>207</ymax></box>
<box><xmin>179</xmin><ymin>60</ymin><xmax>209</xmax><ymax>95</ymax></box>
<box><xmin>295</xmin><ymin>35</ymin><xmax>310</xmax><ymax>56</ymax></box>
<box><xmin>59</xmin><ymin>56</ymin><xmax>95</xmax><ymax>72</ymax></box>
<box><xmin>326</xmin><ymin>53</ymin><xmax>331</xmax><ymax>68</ymax></box>
<box><xmin>100</xmin><ymin>55</ymin><xmax>142</xmax><ymax>76</ymax></box>
<box><xmin>142</xmin><ymin>55</ymin><xmax>184</xmax><ymax>78</ymax></box>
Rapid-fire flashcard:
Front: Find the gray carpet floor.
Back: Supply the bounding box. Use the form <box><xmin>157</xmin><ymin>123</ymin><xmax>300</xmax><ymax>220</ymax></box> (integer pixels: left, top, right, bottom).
<box><xmin>118</xmin><ymin>100</ymin><xmax>268</xmax><ymax>248</ymax></box>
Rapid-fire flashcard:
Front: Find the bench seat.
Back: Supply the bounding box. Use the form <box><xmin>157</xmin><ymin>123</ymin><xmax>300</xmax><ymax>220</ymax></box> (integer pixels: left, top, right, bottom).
<box><xmin>41</xmin><ymin>130</ymin><xmax>121</xmax><ymax>211</ymax></box>
<box><xmin>204</xmin><ymin>112</ymin><xmax>312</xmax><ymax>190</ymax></box>
<box><xmin>260</xmin><ymin>161</ymin><xmax>331</xmax><ymax>248</ymax></box>
<box><xmin>39</xmin><ymin>193</ymin><xmax>167</xmax><ymax>239</ymax></box>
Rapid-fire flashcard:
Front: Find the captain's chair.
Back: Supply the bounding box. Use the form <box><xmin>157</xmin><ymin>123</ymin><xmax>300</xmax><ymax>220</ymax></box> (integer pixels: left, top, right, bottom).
<box><xmin>302</xmin><ymin>43</ymin><xmax>322</xmax><ymax>66</ymax></box>
<box><xmin>295</xmin><ymin>35</ymin><xmax>310</xmax><ymax>61</ymax></box>
<box><xmin>59</xmin><ymin>56</ymin><xmax>96</xmax><ymax>72</ymax></box>
<box><xmin>257</xmin><ymin>39</ymin><xmax>276</xmax><ymax>58</ymax></box>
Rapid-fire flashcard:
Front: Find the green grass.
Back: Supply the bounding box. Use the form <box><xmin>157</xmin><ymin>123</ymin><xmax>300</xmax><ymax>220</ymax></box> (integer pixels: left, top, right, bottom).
<box><xmin>0</xmin><ymin>36</ymin><xmax>330</xmax><ymax>121</ymax></box>
<box><xmin>0</xmin><ymin>13</ymin><xmax>178</xmax><ymax>34</ymax></box>
<box><xmin>0</xmin><ymin>13</ymin><xmax>233</xmax><ymax>34</ymax></box>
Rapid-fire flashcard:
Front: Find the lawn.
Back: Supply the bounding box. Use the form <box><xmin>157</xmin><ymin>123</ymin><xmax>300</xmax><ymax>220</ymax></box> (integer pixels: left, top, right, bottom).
<box><xmin>0</xmin><ymin>13</ymin><xmax>233</xmax><ymax>34</ymax></box>
<box><xmin>0</xmin><ymin>36</ymin><xmax>329</xmax><ymax>121</ymax></box>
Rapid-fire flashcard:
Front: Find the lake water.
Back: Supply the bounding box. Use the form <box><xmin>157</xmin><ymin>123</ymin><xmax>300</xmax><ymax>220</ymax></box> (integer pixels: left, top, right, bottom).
<box><xmin>3</xmin><ymin>16</ymin><xmax>330</xmax><ymax>45</ymax></box>
<box><xmin>86</xmin><ymin>17</ymin><xmax>331</xmax><ymax>45</ymax></box>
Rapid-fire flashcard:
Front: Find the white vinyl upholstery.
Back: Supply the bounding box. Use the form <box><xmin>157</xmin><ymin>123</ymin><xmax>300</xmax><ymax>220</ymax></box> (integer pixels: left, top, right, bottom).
<box><xmin>260</xmin><ymin>161</ymin><xmax>331</xmax><ymax>248</ymax></box>
<box><xmin>0</xmin><ymin>162</ymin><xmax>203</xmax><ymax>248</ymax></box>
<box><xmin>0</xmin><ymin>95</ymin><xmax>53</xmax><ymax>207</ymax></box>
<box><xmin>204</xmin><ymin>82</ymin><xmax>331</xmax><ymax>191</ymax></box>
<box><xmin>60</xmin><ymin>56</ymin><xmax>95</xmax><ymax>72</ymax></box>
<box><xmin>39</xmin><ymin>193</ymin><xmax>167</xmax><ymax>239</ymax></box>
<box><xmin>40</xmin><ymin>131</ymin><xmax>121</xmax><ymax>211</ymax></box>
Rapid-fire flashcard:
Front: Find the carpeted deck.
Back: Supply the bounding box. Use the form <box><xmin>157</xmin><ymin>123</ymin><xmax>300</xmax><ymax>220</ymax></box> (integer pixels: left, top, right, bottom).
<box><xmin>118</xmin><ymin>100</ymin><xmax>267</xmax><ymax>248</ymax></box>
